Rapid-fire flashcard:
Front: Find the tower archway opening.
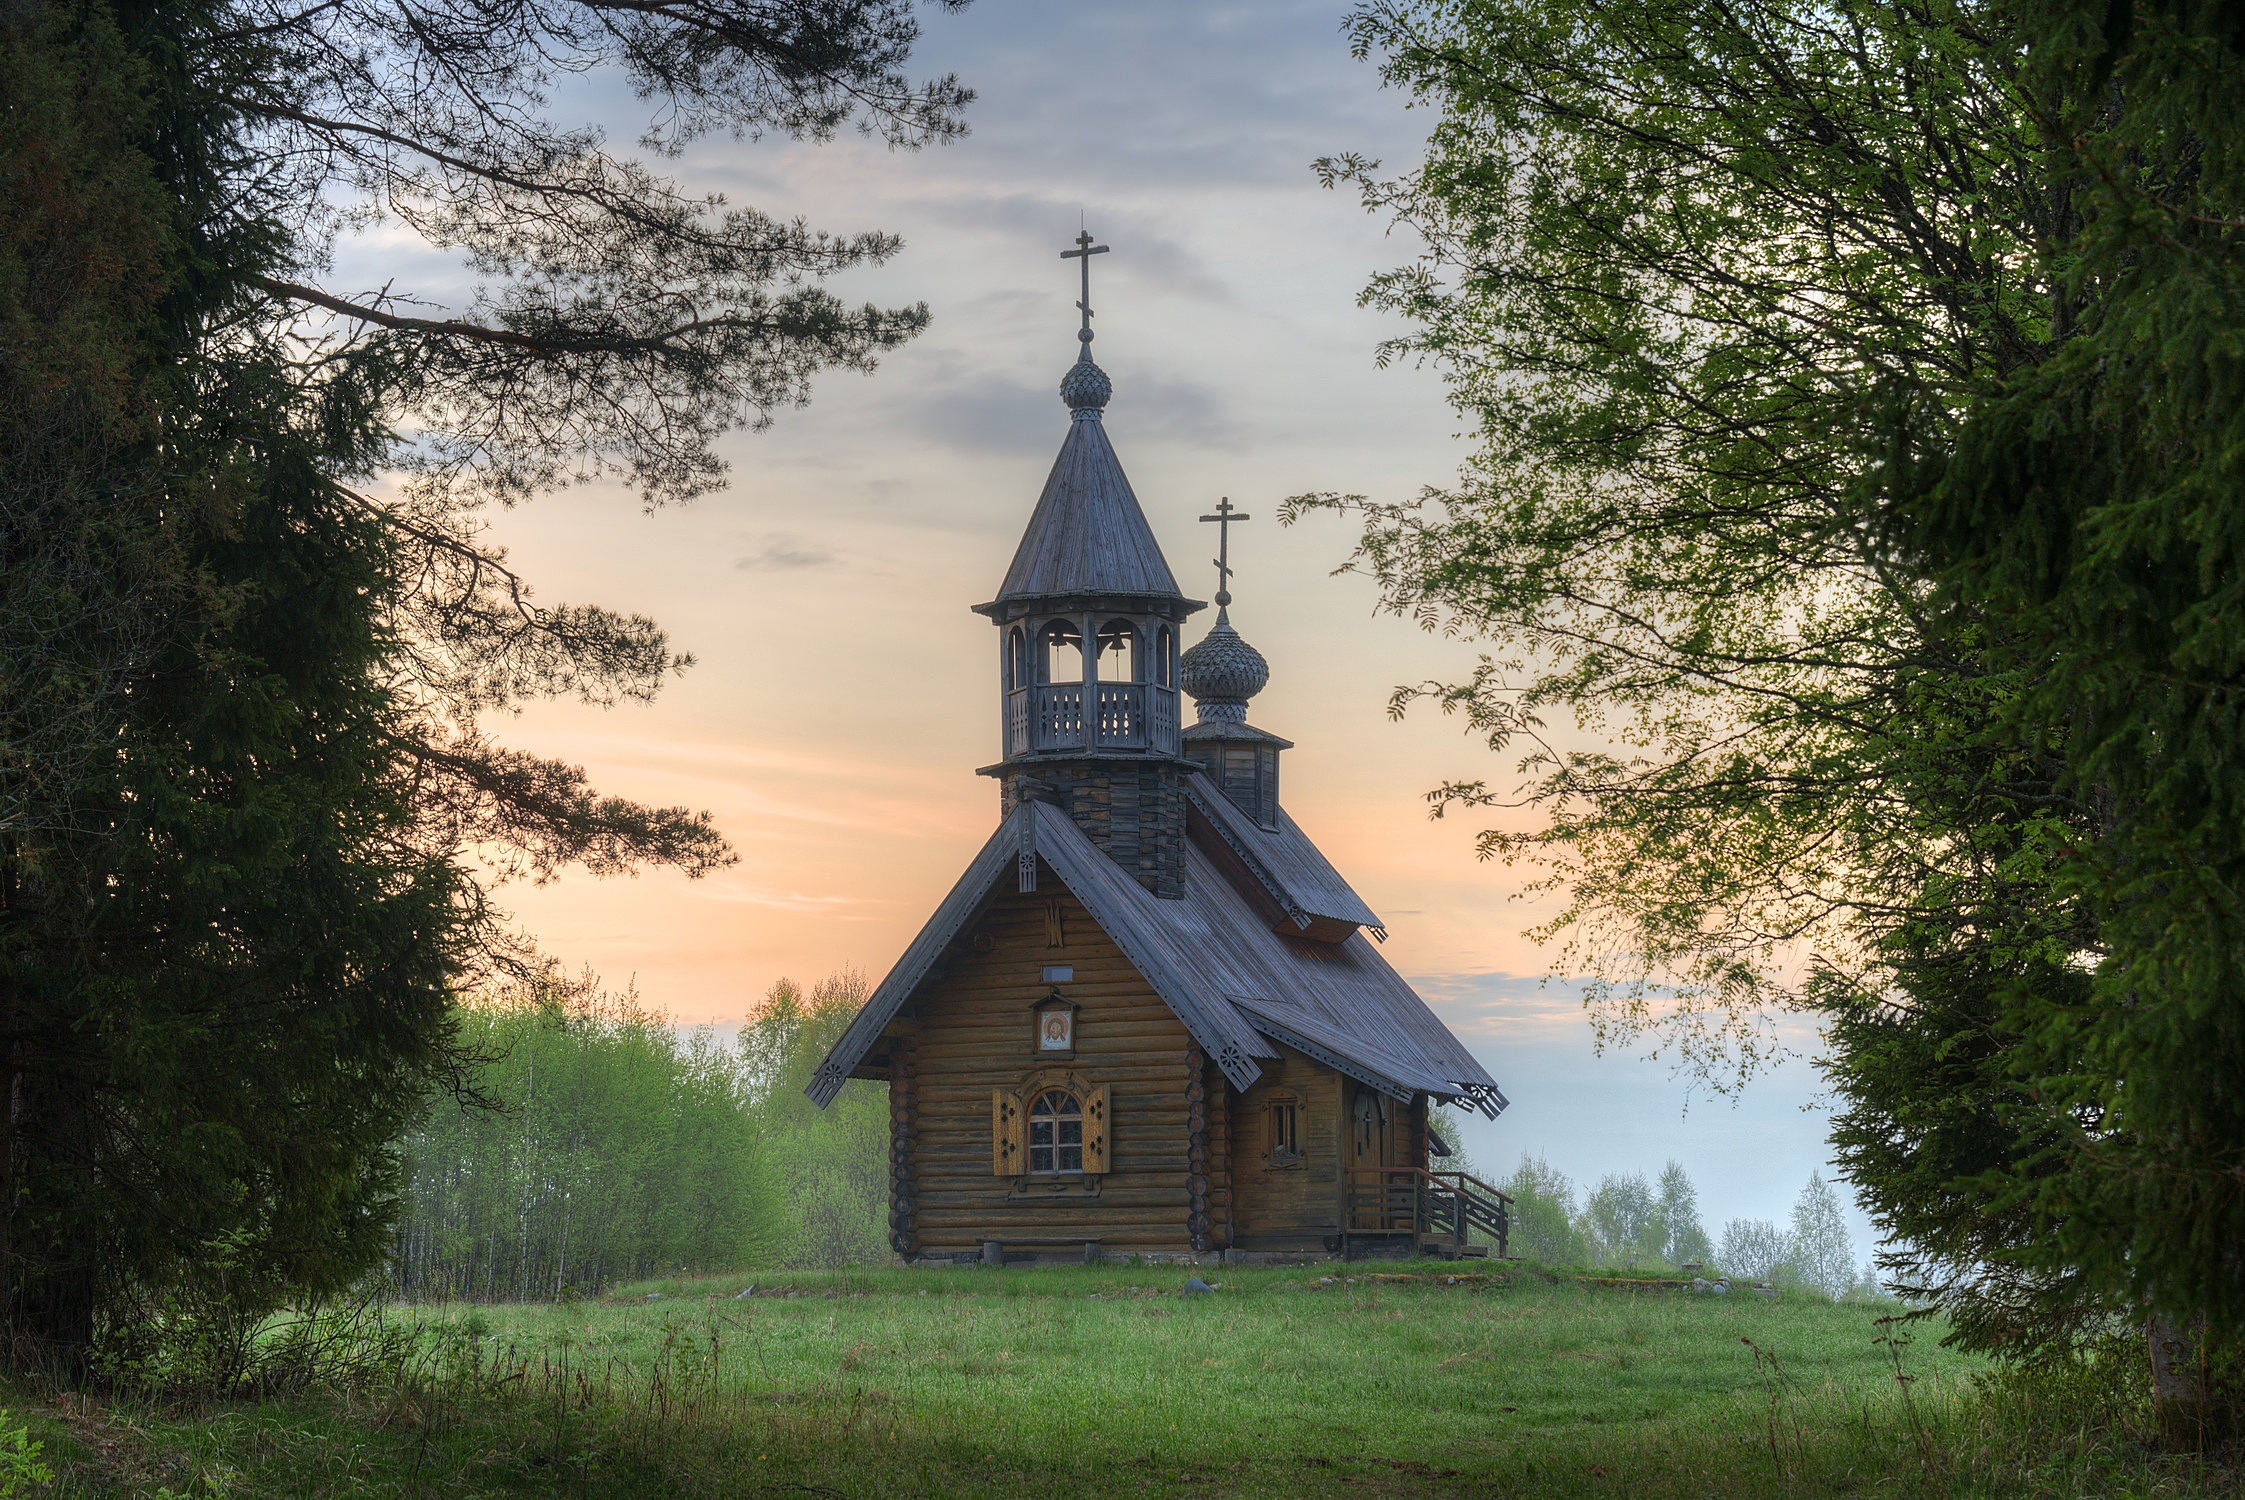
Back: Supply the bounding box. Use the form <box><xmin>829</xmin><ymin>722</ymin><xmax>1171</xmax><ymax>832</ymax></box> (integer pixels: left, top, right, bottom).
<box><xmin>1096</xmin><ymin>620</ymin><xmax>1138</xmax><ymax>682</ymax></box>
<box><xmin>1041</xmin><ymin>620</ymin><xmax>1084</xmax><ymax>685</ymax></box>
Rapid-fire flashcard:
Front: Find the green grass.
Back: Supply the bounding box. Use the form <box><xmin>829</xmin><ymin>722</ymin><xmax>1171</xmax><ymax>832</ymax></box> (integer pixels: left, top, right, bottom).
<box><xmin>10</xmin><ymin>1265</ymin><xmax>2234</xmax><ymax>1497</ymax></box>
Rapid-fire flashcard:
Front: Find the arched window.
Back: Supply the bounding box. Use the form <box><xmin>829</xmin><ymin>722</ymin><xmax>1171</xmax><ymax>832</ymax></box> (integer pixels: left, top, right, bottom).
<box><xmin>1095</xmin><ymin>619</ymin><xmax>1137</xmax><ymax>682</ymax></box>
<box><xmin>1028</xmin><ymin>1088</ymin><xmax>1084</xmax><ymax>1173</ymax></box>
<box><xmin>1041</xmin><ymin>620</ymin><xmax>1083</xmax><ymax>685</ymax></box>
<box><xmin>1005</xmin><ymin>627</ymin><xmax>1026</xmax><ymax>691</ymax></box>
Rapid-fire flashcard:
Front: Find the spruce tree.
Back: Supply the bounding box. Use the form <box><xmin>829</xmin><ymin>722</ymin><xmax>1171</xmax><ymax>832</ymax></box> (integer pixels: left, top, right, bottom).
<box><xmin>1</xmin><ymin>0</ymin><xmax>963</xmax><ymax>1368</ymax></box>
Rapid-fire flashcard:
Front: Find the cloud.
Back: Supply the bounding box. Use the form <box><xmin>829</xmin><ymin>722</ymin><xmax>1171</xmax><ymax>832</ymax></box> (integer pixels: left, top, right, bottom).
<box><xmin>735</xmin><ymin>534</ymin><xmax>837</xmax><ymax>571</ymax></box>
<box><xmin>912</xmin><ymin>0</ymin><xmax>1419</xmax><ymax>191</ymax></box>
<box><xmin>848</xmin><ymin>351</ymin><xmax>1238</xmax><ymax>456</ymax></box>
<box><xmin>1411</xmin><ymin>971</ymin><xmax>1594</xmax><ymax>1040</ymax></box>
<box><xmin>915</xmin><ymin>192</ymin><xmax>1238</xmax><ymax>307</ymax></box>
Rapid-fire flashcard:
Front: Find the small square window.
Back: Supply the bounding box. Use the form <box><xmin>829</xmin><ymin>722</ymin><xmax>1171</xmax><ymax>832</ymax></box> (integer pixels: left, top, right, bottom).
<box><xmin>1268</xmin><ymin>1101</ymin><xmax>1302</xmax><ymax>1166</ymax></box>
<box><xmin>1042</xmin><ymin>965</ymin><xmax>1074</xmax><ymax>983</ymax></box>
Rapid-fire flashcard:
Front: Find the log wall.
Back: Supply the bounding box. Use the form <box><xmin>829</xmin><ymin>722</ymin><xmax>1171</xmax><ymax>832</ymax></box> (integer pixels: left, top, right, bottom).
<box><xmin>896</xmin><ymin>881</ymin><xmax>1198</xmax><ymax>1253</ymax></box>
<box><xmin>1224</xmin><ymin>1041</ymin><xmax>1346</xmax><ymax>1251</ymax></box>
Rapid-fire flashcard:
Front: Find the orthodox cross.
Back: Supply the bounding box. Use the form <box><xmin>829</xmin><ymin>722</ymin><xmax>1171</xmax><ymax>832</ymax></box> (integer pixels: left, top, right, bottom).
<box><xmin>1199</xmin><ymin>496</ymin><xmax>1250</xmax><ymax>607</ymax></box>
<box><xmin>1061</xmin><ymin>229</ymin><xmax>1109</xmax><ymax>345</ymax></box>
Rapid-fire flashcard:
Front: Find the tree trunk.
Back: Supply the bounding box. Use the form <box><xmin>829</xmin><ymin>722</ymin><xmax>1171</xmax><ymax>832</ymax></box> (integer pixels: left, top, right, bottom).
<box><xmin>2148</xmin><ymin>1314</ymin><xmax>2204</xmax><ymax>1450</ymax></box>
<box><xmin>4</xmin><ymin>1059</ymin><xmax>97</xmax><ymax>1377</ymax></box>
<box><xmin>2146</xmin><ymin>1313</ymin><xmax>2243</xmax><ymax>1452</ymax></box>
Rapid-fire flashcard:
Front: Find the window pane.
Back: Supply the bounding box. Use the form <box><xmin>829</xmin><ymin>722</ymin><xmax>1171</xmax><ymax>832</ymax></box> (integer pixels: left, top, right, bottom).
<box><xmin>1027</xmin><ymin>1090</ymin><xmax>1082</xmax><ymax>1171</ymax></box>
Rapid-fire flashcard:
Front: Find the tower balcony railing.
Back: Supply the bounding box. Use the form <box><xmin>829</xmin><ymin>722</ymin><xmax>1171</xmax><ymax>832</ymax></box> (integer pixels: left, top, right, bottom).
<box><xmin>1006</xmin><ymin>684</ymin><xmax>1180</xmax><ymax>757</ymax></box>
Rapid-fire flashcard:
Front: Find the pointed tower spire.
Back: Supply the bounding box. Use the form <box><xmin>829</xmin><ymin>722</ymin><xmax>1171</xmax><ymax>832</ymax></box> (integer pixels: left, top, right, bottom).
<box><xmin>972</xmin><ymin>232</ymin><xmax>1205</xmax><ymax>899</ymax></box>
<box><xmin>991</xmin><ymin>231</ymin><xmax>1175</xmax><ymax>599</ymax></box>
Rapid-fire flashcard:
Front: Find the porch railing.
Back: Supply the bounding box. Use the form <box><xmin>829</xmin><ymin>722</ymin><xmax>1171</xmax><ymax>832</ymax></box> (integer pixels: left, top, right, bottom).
<box><xmin>1342</xmin><ymin>1168</ymin><xmax>1512</xmax><ymax>1259</ymax></box>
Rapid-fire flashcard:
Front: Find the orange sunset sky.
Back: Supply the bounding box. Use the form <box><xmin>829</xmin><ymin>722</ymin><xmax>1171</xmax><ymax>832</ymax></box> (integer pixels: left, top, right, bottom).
<box><xmin>350</xmin><ymin>0</ymin><xmax>1867</xmax><ymax>1243</ymax></box>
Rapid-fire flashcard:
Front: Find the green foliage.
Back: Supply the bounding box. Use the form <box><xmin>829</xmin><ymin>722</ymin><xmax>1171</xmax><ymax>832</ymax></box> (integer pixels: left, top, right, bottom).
<box><xmin>394</xmin><ymin>971</ymin><xmax>888</xmax><ymax>1298</ymax></box>
<box><xmin>1583</xmin><ymin>1173</ymin><xmax>1661</xmax><ymax>1267</ymax></box>
<box><xmin>1786</xmin><ymin>1175</ymin><xmax>1858</xmax><ymax>1299</ymax></box>
<box><xmin>1321</xmin><ymin>0</ymin><xmax>2245</xmax><ymax>1376</ymax></box>
<box><xmin>739</xmin><ymin>974</ymin><xmax>891</xmax><ymax>1270</ymax></box>
<box><xmin>1580</xmin><ymin>1165</ymin><xmax>1716</xmax><ymax>1268</ymax></box>
<box><xmin>396</xmin><ymin>972</ymin><xmax>770</xmax><ymax>1300</ymax></box>
<box><xmin>1502</xmin><ymin>1155</ymin><xmax>1736</xmax><ymax>1274</ymax></box>
<box><xmin>2</xmin><ymin>0</ymin><xmax>959</xmax><ymax>1370</ymax></box>
<box><xmin>1718</xmin><ymin>1219</ymin><xmax>1793</xmax><ymax>1284</ymax></box>
<box><xmin>1656</xmin><ymin>1161</ymin><xmax>1713</xmax><ymax>1266</ymax></box>
<box><xmin>1499</xmin><ymin>1155</ymin><xmax>1592</xmax><ymax>1266</ymax></box>
<box><xmin>1302</xmin><ymin>0</ymin><xmax>2071</xmax><ymax>1088</ymax></box>
<box><xmin>0</xmin><ymin>1413</ymin><xmax>50</xmax><ymax>1497</ymax></box>
<box><xmin>26</xmin><ymin>1269</ymin><xmax>2240</xmax><ymax>1498</ymax></box>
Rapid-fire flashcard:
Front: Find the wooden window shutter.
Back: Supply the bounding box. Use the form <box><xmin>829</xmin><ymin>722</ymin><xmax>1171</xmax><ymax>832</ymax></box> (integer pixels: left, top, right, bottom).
<box><xmin>1081</xmin><ymin>1084</ymin><xmax>1110</xmax><ymax>1175</ymax></box>
<box><xmin>991</xmin><ymin>1089</ymin><xmax>1024</xmax><ymax>1175</ymax></box>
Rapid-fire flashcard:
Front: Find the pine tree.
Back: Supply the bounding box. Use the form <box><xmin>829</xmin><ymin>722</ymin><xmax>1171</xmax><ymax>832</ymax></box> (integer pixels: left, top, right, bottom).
<box><xmin>1</xmin><ymin>0</ymin><xmax>962</xmax><ymax>1368</ymax></box>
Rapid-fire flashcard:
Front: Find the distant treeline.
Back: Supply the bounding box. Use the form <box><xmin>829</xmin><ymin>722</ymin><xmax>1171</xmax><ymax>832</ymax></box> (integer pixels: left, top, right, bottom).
<box><xmin>396</xmin><ymin>995</ymin><xmax>1871</xmax><ymax>1303</ymax></box>
<box><xmin>392</xmin><ymin>972</ymin><xmax>886</xmax><ymax>1301</ymax></box>
<box><xmin>1492</xmin><ymin>1149</ymin><xmax>1875</xmax><ymax>1298</ymax></box>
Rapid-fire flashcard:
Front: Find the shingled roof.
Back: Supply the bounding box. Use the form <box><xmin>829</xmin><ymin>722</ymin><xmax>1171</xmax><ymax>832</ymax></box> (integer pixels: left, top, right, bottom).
<box><xmin>986</xmin><ymin>410</ymin><xmax>1183</xmax><ymax>604</ymax></box>
<box><xmin>806</xmin><ymin>799</ymin><xmax>1506</xmax><ymax>1116</ymax></box>
<box><xmin>1185</xmin><ymin>778</ymin><xmax>1386</xmax><ymax>938</ymax></box>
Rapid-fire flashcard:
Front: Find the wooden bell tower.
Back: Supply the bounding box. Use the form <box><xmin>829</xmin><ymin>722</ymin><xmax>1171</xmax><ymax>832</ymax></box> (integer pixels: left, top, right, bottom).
<box><xmin>972</xmin><ymin>232</ymin><xmax>1203</xmax><ymax>899</ymax></box>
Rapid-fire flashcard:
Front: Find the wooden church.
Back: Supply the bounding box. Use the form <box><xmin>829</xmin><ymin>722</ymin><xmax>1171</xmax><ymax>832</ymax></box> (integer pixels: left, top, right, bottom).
<box><xmin>808</xmin><ymin>236</ymin><xmax>1511</xmax><ymax>1265</ymax></box>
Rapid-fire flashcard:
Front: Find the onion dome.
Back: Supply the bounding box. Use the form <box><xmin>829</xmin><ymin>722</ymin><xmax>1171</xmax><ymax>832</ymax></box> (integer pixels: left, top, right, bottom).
<box><xmin>1059</xmin><ymin>346</ymin><xmax>1112</xmax><ymax>414</ymax></box>
<box><xmin>1179</xmin><ymin>608</ymin><xmax>1269</xmax><ymax>723</ymax></box>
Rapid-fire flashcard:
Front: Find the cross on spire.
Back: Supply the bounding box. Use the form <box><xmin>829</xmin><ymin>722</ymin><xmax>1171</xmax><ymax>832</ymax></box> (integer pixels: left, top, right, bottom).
<box><xmin>1199</xmin><ymin>497</ymin><xmax>1250</xmax><ymax>608</ymax></box>
<box><xmin>1061</xmin><ymin>229</ymin><xmax>1109</xmax><ymax>353</ymax></box>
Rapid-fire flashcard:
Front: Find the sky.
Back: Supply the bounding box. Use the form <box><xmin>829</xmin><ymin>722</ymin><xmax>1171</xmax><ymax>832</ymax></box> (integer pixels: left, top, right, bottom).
<box><xmin>351</xmin><ymin>0</ymin><xmax>1872</xmax><ymax>1252</ymax></box>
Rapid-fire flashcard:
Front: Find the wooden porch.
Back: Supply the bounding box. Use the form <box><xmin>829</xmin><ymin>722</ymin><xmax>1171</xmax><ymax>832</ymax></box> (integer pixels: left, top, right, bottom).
<box><xmin>1341</xmin><ymin>1168</ymin><xmax>1513</xmax><ymax>1260</ymax></box>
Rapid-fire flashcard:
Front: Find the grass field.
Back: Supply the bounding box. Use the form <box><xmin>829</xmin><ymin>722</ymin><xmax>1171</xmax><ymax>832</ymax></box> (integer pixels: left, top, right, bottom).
<box><xmin>10</xmin><ymin>1265</ymin><xmax>2233</xmax><ymax>1498</ymax></box>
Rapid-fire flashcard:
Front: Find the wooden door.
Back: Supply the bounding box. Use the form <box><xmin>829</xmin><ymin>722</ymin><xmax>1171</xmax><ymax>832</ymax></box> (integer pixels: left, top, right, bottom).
<box><xmin>1347</xmin><ymin>1086</ymin><xmax>1410</xmax><ymax>1232</ymax></box>
<box><xmin>1348</xmin><ymin>1085</ymin><xmax>1393</xmax><ymax>1172</ymax></box>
